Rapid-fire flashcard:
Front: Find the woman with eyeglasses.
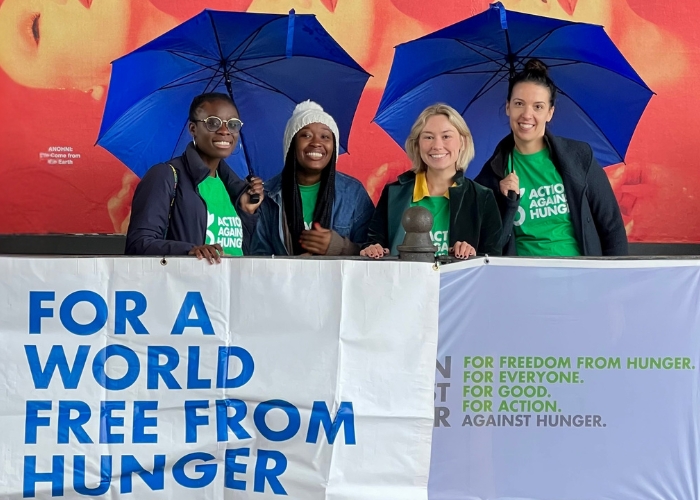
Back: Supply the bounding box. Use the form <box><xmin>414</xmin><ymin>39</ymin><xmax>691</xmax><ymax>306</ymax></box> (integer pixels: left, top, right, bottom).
<box><xmin>251</xmin><ymin>100</ymin><xmax>374</xmax><ymax>256</ymax></box>
<box><xmin>125</xmin><ymin>92</ymin><xmax>264</xmax><ymax>263</ymax></box>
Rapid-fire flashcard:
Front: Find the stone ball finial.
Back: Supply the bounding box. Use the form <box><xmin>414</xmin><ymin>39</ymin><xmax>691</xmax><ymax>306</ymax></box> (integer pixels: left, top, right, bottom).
<box><xmin>401</xmin><ymin>206</ymin><xmax>434</xmax><ymax>234</ymax></box>
<box><xmin>397</xmin><ymin>206</ymin><xmax>437</xmax><ymax>262</ymax></box>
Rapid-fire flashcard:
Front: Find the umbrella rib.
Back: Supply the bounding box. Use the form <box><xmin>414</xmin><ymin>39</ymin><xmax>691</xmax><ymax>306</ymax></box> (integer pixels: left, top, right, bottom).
<box><xmin>228</xmin><ymin>67</ymin><xmax>298</xmax><ymax>98</ymax></box>
<box><xmin>455</xmin><ymin>39</ymin><xmax>507</xmax><ymax>58</ymax></box>
<box><xmin>165</xmin><ymin>49</ymin><xmax>220</xmax><ymax>64</ymax></box>
<box><xmin>460</xmin><ymin>70</ymin><xmax>510</xmax><ymax>115</ymax></box>
<box><xmin>224</xmin><ymin>15</ymin><xmax>286</xmax><ymax>64</ymax></box>
<box><xmin>161</xmin><ymin>75</ymin><xmax>227</xmax><ymax>90</ymax></box>
<box><xmin>378</xmin><ymin>43</ymin><xmax>508</xmax><ymax>112</ymax></box>
<box><xmin>207</xmin><ymin>11</ymin><xmax>228</xmax><ymax>64</ymax></box>
<box><xmin>228</xmin><ymin>54</ymin><xmax>369</xmax><ymax>96</ymax></box>
<box><xmin>515</xmin><ymin>25</ymin><xmax>650</xmax><ymax>89</ymax></box>
<box><xmin>529</xmin><ymin>57</ymin><xmax>653</xmax><ymax>89</ymax></box>
<box><xmin>515</xmin><ymin>30</ymin><xmax>554</xmax><ymax>60</ymax></box>
<box><xmin>227</xmin><ymin>54</ymin><xmax>365</xmax><ymax>80</ymax></box>
<box><xmin>166</xmin><ymin>49</ymin><xmax>218</xmax><ymax>68</ymax></box>
<box><xmin>228</xmin><ymin>56</ymin><xmax>287</xmax><ymax>75</ymax></box>
<box><xmin>158</xmin><ymin>64</ymin><xmax>221</xmax><ymax>88</ymax></box>
<box><xmin>556</xmin><ymin>87</ymin><xmax>624</xmax><ymax>162</ymax></box>
<box><xmin>454</xmin><ymin>40</ymin><xmax>510</xmax><ymax>71</ymax></box>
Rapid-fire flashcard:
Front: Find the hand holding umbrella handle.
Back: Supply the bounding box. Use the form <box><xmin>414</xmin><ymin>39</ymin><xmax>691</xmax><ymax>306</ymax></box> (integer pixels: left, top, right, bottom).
<box><xmin>246</xmin><ymin>175</ymin><xmax>261</xmax><ymax>204</ymax></box>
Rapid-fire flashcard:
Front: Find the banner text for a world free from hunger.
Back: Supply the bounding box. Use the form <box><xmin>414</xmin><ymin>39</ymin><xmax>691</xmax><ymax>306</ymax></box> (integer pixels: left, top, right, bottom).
<box><xmin>23</xmin><ymin>290</ymin><xmax>355</xmax><ymax>497</ymax></box>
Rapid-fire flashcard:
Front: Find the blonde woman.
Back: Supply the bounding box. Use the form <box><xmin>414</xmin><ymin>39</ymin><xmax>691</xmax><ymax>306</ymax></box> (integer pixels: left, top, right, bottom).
<box><xmin>361</xmin><ymin>104</ymin><xmax>502</xmax><ymax>259</ymax></box>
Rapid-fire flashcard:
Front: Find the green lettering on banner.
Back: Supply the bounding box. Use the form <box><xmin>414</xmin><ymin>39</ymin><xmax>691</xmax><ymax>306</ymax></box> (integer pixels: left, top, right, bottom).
<box><xmin>499</xmin><ymin>356</ymin><xmax>571</xmax><ymax>369</ymax></box>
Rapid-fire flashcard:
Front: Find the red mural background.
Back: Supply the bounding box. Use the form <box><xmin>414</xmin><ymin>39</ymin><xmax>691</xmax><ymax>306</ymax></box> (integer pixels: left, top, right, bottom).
<box><xmin>0</xmin><ymin>0</ymin><xmax>697</xmax><ymax>242</ymax></box>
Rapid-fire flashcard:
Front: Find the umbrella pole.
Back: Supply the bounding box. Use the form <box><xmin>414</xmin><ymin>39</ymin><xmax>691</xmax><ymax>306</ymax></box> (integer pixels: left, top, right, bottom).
<box><xmin>504</xmin><ymin>30</ymin><xmax>517</xmax><ymax>82</ymax></box>
<box><xmin>222</xmin><ymin>67</ymin><xmax>254</xmax><ymax>178</ymax></box>
<box><xmin>496</xmin><ymin>2</ymin><xmax>517</xmax><ymax>81</ymax></box>
<box><xmin>223</xmin><ymin>67</ymin><xmax>260</xmax><ymax>202</ymax></box>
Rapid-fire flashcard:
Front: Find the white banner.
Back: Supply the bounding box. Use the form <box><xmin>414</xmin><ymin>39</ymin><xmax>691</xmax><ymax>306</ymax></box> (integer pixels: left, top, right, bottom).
<box><xmin>431</xmin><ymin>258</ymin><xmax>700</xmax><ymax>500</ymax></box>
<box><xmin>0</xmin><ymin>257</ymin><xmax>439</xmax><ymax>499</ymax></box>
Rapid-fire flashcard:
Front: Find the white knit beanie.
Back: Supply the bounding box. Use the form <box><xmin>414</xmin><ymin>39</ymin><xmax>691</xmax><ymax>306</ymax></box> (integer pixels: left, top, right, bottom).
<box><xmin>283</xmin><ymin>100</ymin><xmax>340</xmax><ymax>163</ymax></box>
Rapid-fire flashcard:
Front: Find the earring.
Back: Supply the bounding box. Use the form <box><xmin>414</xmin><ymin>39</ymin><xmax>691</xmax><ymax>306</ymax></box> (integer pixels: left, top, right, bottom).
<box><xmin>192</xmin><ymin>136</ymin><xmax>197</xmax><ymax>148</ymax></box>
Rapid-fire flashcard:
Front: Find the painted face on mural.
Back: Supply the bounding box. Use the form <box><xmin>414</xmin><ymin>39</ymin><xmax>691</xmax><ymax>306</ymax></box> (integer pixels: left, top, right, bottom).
<box><xmin>499</xmin><ymin>0</ymin><xmax>612</xmax><ymax>26</ymax></box>
<box><xmin>0</xmin><ymin>0</ymin><xmax>132</xmax><ymax>91</ymax></box>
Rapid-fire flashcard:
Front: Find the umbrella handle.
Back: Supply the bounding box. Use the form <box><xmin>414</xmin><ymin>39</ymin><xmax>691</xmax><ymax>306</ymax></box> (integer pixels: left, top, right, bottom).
<box><xmin>246</xmin><ymin>175</ymin><xmax>261</xmax><ymax>204</ymax></box>
<box><xmin>507</xmin><ymin>190</ymin><xmax>518</xmax><ymax>201</ymax></box>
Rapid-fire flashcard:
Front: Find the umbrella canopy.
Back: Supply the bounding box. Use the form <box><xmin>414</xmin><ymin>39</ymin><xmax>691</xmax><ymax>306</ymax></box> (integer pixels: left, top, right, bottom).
<box><xmin>97</xmin><ymin>9</ymin><xmax>370</xmax><ymax>180</ymax></box>
<box><xmin>374</xmin><ymin>2</ymin><xmax>653</xmax><ymax>176</ymax></box>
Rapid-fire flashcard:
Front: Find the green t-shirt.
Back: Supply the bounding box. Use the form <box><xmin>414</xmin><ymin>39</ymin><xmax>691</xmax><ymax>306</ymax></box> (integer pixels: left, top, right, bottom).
<box><xmin>510</xmin><ymin>148</ymin><xmax>581</xmax><ymax>256</ymax></box>
<box><xmin>299</xmin><ymin>182</ymin><xmax>320</xmax><ymax>230</ymax></box>
<box><xmin>410</xmin><ymin>196</ymin><xmax>450</xmax><ymax>256</ymax></box>
<box><xmin>198</xmin><ymin>174</ymin><xmax>244</xmax><ymax>256</ymax></box>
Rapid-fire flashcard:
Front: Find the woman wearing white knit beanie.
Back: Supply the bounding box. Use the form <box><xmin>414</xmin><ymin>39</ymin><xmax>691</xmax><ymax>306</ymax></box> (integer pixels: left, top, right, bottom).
<box><xmin>251</xmin><ymin>101</ymin><xmax>374</xmax><ymax>256</ymax></box>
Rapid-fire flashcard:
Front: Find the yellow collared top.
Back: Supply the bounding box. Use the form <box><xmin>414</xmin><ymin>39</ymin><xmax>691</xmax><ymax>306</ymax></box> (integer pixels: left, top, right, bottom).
<box><xmin>412</xmin><ymin>171</ymin><xmax>456</xmax><ymax>202</ymax></box>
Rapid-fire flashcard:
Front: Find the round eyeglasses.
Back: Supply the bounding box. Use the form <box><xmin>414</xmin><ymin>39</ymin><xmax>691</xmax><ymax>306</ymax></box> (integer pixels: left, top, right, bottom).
<box><xmin>195</xmin><ymin>116</ymin><xmax>243</xmax><ymax>134</ymax></box>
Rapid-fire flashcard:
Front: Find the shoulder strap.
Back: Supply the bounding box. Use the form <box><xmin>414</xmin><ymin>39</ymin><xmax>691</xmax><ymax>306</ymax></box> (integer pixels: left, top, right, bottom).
<box><xmin>164</xmin><ymin>164</ymin><xmax>178</xmax><ymax>239</ymax></box>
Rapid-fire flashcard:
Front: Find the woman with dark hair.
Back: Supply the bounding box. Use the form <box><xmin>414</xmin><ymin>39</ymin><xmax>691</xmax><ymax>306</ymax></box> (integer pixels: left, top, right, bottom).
<box><xmin>251</xmin><ymin>101</ymin><xmax>374</xmax><ymax>256</ymax></box>
<box><xmin>125</xmin><ymin>92</ymin><xmax>264</xmax><ymax>263</ymax></box>
<box><xmin>475</xmin><ymin>59</ymin><xmax>628</xmax><ymax>256</ymax></box>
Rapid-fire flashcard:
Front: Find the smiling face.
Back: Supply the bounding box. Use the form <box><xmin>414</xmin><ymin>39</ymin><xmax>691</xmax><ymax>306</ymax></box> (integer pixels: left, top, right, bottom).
<box><xmin>294</xmin><ymin>122</ymin><xmax>335</xmax><ymax>176</ymax></box>
<box><xmin>506</xmin><ymin>81</ymin><xmax>555</xmax><ymax>153</ymax></box>
<box><xmin>188</xmin><ymin>99</ymin><xmax>240</xmax><ymax>164</ymax></box>
<box><xmin>418</xmin><ymin>114</ymin><xmax>463</xmax><ymax>174</ymax></box>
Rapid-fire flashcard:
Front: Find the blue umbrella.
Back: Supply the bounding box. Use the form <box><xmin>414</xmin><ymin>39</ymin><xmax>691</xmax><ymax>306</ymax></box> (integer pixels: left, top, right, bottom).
<box><xmin>374</xmin><ymin>2</ymin><xmax>653</xmax><ymax>176</ymax></box>
<box><xmin>97</xmin><ymin>9</ymin><xmax>369</xmax><ymax>180</ymax></box>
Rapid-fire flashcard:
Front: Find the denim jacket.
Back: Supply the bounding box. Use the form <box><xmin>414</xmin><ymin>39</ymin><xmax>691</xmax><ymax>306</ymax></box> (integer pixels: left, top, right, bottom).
<box><xmin>251</xmin><ymin>172</ymin><xmax>374</xmax><ymax>256</ymax></box>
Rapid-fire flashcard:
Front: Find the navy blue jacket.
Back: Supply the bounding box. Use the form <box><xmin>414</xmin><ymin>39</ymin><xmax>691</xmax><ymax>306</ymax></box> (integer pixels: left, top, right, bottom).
<box><xmin>474</xmin><ymin>132</ymin><xmax>628</xmax><ymax>256</ymax></box>
<box><xmin>125</xmin><ymin>143</ymin><xmax>258</xmax><ymax>255</ymax></box>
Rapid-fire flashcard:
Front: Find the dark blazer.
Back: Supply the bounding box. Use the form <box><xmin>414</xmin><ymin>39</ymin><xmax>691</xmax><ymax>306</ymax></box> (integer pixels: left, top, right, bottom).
<box><xmin>365</xmin><ymin>170</ymin><xmax>503</xmax><ymax>256</ymax></box>
<box><xmin>125</xmin><ymin>143</ymin><xmax>258</xmax><ymax>255</ymax></box>
<box><xmin>474</xmin><ymin>132</ymin><xmax>628</xmax><ymax>256</ymax></box>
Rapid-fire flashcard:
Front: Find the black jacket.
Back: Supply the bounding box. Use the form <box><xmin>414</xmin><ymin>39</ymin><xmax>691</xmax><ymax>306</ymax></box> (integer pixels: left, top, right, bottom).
<box><xmin>474</xmin><ymin>132</ymin><xmax>628</xmax><ymax>256</ymax></box>
<box><xmin>125</xmin><ymin>143</ymin><xmax>258</xmax><ymax>255</ymax></box>
<box><xmin>365</xmin><ymin>170</ymin><xmax>502</xmax><ymax>256</ymax></box>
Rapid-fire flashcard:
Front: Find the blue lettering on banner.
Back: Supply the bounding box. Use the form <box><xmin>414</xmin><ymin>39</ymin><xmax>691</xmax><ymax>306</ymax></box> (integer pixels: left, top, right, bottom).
<box><xmin>59</xmin><ymin>291</ymin><xmax>108</xmax><ymax>336</ymax></box>
<box><xmin>216</xmin><ymin>399</ymin><xmax>251</xmax><ymax>441</ymax></box>
<box><xmin>100</xmin><ymin>401</ymin><xmax>126</xmax><ymax>444</ymax></box>
<box><xmin>147</xmin><ymin>346</ymin><xmax>181</xmax><ymax>390</ymax></box>
<box><xmin>57</xmin><ymin>401</ymin><xmax>92</xmax><ymax>444</ymax></box>
<box><xmin>120</xmin><ymin>455</ymin><xmax>166</xmax><ymax>493</ymax></box>
<box><xmin>114</xmin><ymin>291</ymin><xmax>149</xmax><ymax>335</ymax></box>
<box><xmin>23</xmin><ymin>455</ymin><xmax>64</xmax><ymax>497</ymax></box>
<box><xmin>307</xmin><ymin>401</ymin><xmax>356</xmax><ymax>445</ymax></box>
<box><xmin>28</xmin><ymin>290</ymin><xmax>214</xmax><ymax>336</ymax></box>
<box><xmin>254</xmin><ymin>400</ymin><xmax>301</xmax><ymax>442</ymax></box>
<box><xmin>132</xmin><ymin>402</ymin><xmax>158</xmax><ymax>444</ymax></box>
<box><xmin>25</xmin><ymin>345</ymin><xmax>90</xmax><ymax>389</ymax></box>
<box><xmin>224</xmin><ymin>448</ymin><xmax>249</xmax><ymax>490</ymax></box>
<box><xmin>21</xmin><ymin>289</ymin><xmax>358</xmax><ymax>497</ymax></box>
<box><xmin>74</xmin><ymin>455</ymin><xmax>111</xmax><ymax>495</ymax></box>
<box><xmin>92</xmin><ymin>345</ymin><xmax>140</xmax><ymax>391</ymax></box>
<box><xmin>187</xmin><ymin>346</ymin><xmax>211</xmax><ymax>389</ymax></box>
<box><xmin>171</xmin><ymin>292</ymin><xmax>214</xmax><ymax>335</ymax></box>
<box><xmin>172</xmin><ymin>452</ymin><xmax>217</xmax><ymax>488</ymax></box>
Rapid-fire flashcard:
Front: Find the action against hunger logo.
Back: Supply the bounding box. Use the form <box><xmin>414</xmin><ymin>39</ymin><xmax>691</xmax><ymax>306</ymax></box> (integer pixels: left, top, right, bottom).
<box><xmin>514</xmin><ymin>184</ymin><xmax>570</xmax><ymax>227</ymax></box>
